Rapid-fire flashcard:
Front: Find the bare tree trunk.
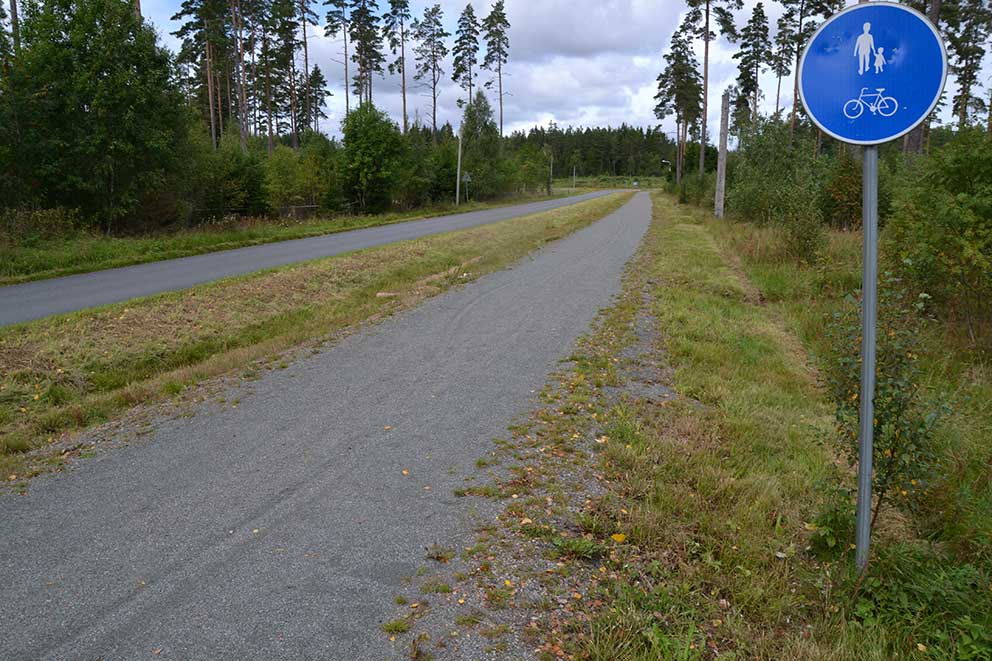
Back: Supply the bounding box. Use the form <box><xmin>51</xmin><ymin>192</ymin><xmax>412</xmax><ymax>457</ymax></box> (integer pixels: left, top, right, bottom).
<box><xmin>216</xmin><ymin>70</ymin><xmax>224</xmax><ymax>136</ymax></box>
<box><xmin>265</xmin><ymin>37</ymin><xmax>274</xmax><ymax>155</ymax></box>
<box><xmin>905</xmin><ymin>0</ymin><xmax>941</xmax><ymax>153</ymax></box>
<box><xmin>400</xmin><ymin>20</ymin><xmax>408</xmax><ymax>133</ymax></box>
<box><xmin>775</xmin><ymin>72</ymin><xmax>784</xmax><ymax>116</ymax></box>
<box><xmin>987</xmin><ymin>87</ymin><xmax>992</xmax><ymax>135</ymax></box>
<box><xmin>498</xmin><ymin>61</ymin><xmax>504</xmax><ymax>136</ymax></box>
<box><xmin>232</xmin><ymin>0</ymin><xmax>248</xmax><ymax>152</ymax></box>
<box><xmin>9</xmin><ymin>0</ymin><xmax>19</xmax><ymax>53</ymax></box>
<box><xmin>227</xmin><ymin>67</ymin><xmax>234</xmax><ymax>123</ymax></box>
<box><xmin>301</xmin><ymin>0</ymin><xmax>310</xmax><ymax>134</ymax></box>
<box><xmin>205</xmin><ymin>37</ymin><xmax>217</xmax><ymax>148</ymax></box>
<box><xmin>343</xmin><ymin>21</ymin><xmax>350</xmax><ymax>116</ymax></box>
<box><xmin>699</xmin><ymin>0</ymin><xmax>710</xmax><ymax>179</ymax></box>
<box><xmin>790</xmin><ymin>2</ymin><xmax>806</xmax><ymax>140</ymax></box>
<box><xmin>290</xmin><ymin>57</ymin><xmax>299</xmax><ymax>149</ymax></box>
<box><xmin>134</xmin><ymin>0</ymin><xmax>141</xmax><ymax>20</ymax></box>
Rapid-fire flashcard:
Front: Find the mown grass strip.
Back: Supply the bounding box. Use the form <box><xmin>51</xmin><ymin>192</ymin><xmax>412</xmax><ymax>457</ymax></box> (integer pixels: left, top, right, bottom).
<box><xmin>0</xmin><ymin>190</ymin><xmax>596</xmax><ymax>285</ymax></box>
<box><xmin>0</xmin><ymin>192</ymin><xmax>634</xmax><ymax>484</ymax></box>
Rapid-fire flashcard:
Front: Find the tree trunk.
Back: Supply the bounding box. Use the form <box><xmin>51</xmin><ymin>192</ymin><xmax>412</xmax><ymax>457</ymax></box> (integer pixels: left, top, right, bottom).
<box><xmin>987</xmin><ymin>87</ymin><xmax>992</xmax><ymax>135</ymax></box>
<box><xmin>232</xmin><ymin>0</ymin><xmax>248</xmax><ymax>152</ymax></box>
<box><xmin>134</xmin><ymin>0</ymin><xmax>141</xmax><ymax>20</ymax></box>
<box><xmin>205</xmin><ymin>37</ymin><xmax>217</xmax><ymax>148</ymax></box>
<box><xmin>699</xmin><ymin>0</ymin><xmax>710</xmax><ymax>179</ymax></box>
<box><xmin>301</xmin><ymin>0</ymin><xmax>310</xmax><ymax>133</ymax></box>
<box><xmin>216</xmin><ymin>70</ymin><xmax>224</xmax><ymax>136</ymax></box>
<box><xmin>401</xmin><ymin>20</ymin><xmax>408</xmax><ymax>133</ymax></box>
<box><xmin>290</xmin><ymin>56</ymin><xmax>299</xmax><ymax>149</ymax></box>
<box><xmin>9</xmin><ymin>0</ymin><xmax>19</xmax><ymax>53</ymax></box>
<box><xmin>265</xmin><ymin>38</ymin><xmax>274</xmax><ymax>155</ymax></box>
<box><xmin>343</xmin><ymin>20</ymin><xmax>350</xmax><ymax>116</ymax></box>
<box><xmin>790</xmin><ymin>1</ymin><xmax>806</xmax><ymax>140</ymax></box>
<box><xmin>905</xmin><ymin>0</ymin><xmax>941</xmax><ymax>153</ymax></box>
<box><xmin>498</xmin><ymin>60</ymin><xmax>504</xmax><ymax>136</ymax></box>
<box><xmin>775</xmin><ymin>72</ymin><xmax>782</xmax><ymax>116</ymax></box>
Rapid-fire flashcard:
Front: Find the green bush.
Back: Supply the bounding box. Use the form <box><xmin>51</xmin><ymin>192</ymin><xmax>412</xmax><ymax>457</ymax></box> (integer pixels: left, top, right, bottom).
<box><xmin>885</xmin><ymin>130</ymin><xmax>992</xmax><ymax>340</ymax></box>
<box><xmin>341</xmin><ymin>104</ymin><xmax>408</xmax><ymax>214</ymax></box>
<box><xmin>0</xmin><ymin>207</ymin><xmax>81</xmax><ymax>245</ymax></box>
<box><xmin>825</xmin><ymin>277</ymin><xmax>947</xmax><ymax>524</ymax></box>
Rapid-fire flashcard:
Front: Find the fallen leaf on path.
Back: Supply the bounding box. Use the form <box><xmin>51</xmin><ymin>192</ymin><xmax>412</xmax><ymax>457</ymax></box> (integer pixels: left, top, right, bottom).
<box><xmin>610</xmin><ymin>533</ymin><xmax>627</xmax><ymax>543</ymax></box>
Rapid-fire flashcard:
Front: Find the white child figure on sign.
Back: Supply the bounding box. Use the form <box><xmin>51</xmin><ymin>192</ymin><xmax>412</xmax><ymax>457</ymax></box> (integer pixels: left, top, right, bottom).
<box><xmin>874</xmin><ymin>47</ymin><xmax>886</xmax><ymax>74</ymax></box>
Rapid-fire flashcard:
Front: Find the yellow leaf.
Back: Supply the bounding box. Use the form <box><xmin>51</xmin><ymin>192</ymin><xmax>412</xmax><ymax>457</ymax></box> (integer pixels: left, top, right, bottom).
<box><xmin>917</xmin><ymin>643</ymin><xmax>927</xmax><ymax>652</ymax></box>
<box><xmin>504</xmin><ymin>579</ymin><xmax>513</xmax><ymax>587</ymax></box>
<box><xmin>520</xmin><ymin>518</ymin><xmax>533</xmax><ymax>525</ymax></box>
<box><xmin>611</xmin><ymin>533</ymin><xmax>627</xmax><ymax>543</ymax></box>
<box><xmin>457</xmin><ymin>598</ymin><xmax>465</xmax><ymax>605</ymax></box>
<box><xmin>384</xmin><ymin>426</ymin><xmax>392</xmax><ymax>430</ymax></box>
<box><xmin>402</xmin><ymin>469</ymin><xmax>409</xmax><ymax>476</ymax></box>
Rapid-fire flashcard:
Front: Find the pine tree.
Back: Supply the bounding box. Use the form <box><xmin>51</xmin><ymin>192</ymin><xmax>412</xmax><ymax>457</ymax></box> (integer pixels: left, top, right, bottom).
<box><xmin>349</xmin><ymin>0</ymin><xmax>384</xmax><ymax>106</ymax></box>
<box><xmin>297</xmin><ymin>65</ymin><xmax>329</xmax><ymax>132</ymax></box>
<box><xmin>779</xmin><ymin>0</ymin><xmax>843</xmax><ymax>137</ymax></box>
<box><xmin>944</xmin><ymin>0</ymin><xmax>992</xmax><ymax>127</ymax></box>
<box><xmin>7</xmin><ymin>0</ymin><xmax>18</xmax><ymax>54</ymax></box>
<box><xmin>733</xmin><ymin>2</ymin><xmax>771</xmax><ymax>136</ymax></box>
<box><xmin>452</xmin><ymin>3</ymin><xmax>480</xmax><ymax>109</ymax></box>
<box><xmin>383</xmin><ymin>0</ymin><xmax>411</xmax><ymax>132</ymax></box>
<box><xmin>771</xmin><ymin>12</ymin><xmax>794</xmax><ymax>116</ymax></box>
<box><xmin>324</xmin><ymin>0</ymin><xmax>350</xmax><ymax>115</ymax></box>
<box><xmin>298</xmin><ymin>0</ymin><xmax>318</xmax><ymax>133</ymax></box>
<box><xmin>685</xmin><ymin>0</ymin><xmax>742</xmax><ymax>179</ymax></box>
<box><xmin>655</xmin><ymin>15</ymin><xmax>702</xmax><ymax>185</ymax></box>
<box><xmin>411</xmin><ymin>4</ymin><xmax>449</xmax><ymax>139</ymax></box>
<box><xmin>481</xmin><ymin>0</ymin><xmax>509</xmax><ymax>135</ymax></box>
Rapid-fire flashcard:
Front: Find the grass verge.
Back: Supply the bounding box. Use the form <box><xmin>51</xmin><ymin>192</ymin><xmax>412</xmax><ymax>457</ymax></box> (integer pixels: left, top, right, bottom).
<box><xmin>436</xmin><ymin>192</ymin><xmax>989</xmax><ymax>659</ymax></box>
<box><xmin>0</xmin><ymin>190</ymin><xmax>596</xmax><ymax>285</ymax></box>
<box><xmin>0</xmin><ymin>192</ymin><xmax>634</xmax><ymax>485</ymax></box>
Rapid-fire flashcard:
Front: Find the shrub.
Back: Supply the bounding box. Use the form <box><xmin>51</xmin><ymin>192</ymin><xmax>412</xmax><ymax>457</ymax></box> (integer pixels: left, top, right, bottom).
<box><xmin>0</xmin><ymin>207</ymin><xmax>81</xmax><ymax>245</ymax></box>
<box><xmin>885</xmin><ymin>130</ymin><xmax>992</xmax><ymax>342</ymax></box>
<box><xmin>825</xmin><ymin>276</ymin><xmax>947</xmax><ymax>525</ymax></box>
<box><xmin>342</xmin><ymin>104</ymin><xmax>408</xmax><ymax>214</ymax></box>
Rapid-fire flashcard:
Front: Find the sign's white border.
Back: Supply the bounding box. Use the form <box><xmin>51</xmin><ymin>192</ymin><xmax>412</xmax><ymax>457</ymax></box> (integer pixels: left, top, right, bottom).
<box><xmin>798</xmin><ymin>1</ymin><xmax>948</xmax><ymax>146</ymax></box>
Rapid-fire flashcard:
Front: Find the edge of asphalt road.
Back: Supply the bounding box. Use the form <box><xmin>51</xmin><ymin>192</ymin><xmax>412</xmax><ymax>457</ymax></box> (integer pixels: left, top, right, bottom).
<box><xmin>0</xmin><ymin>192</ymin><xmax>653</xmax><ymax>661</ymax></box>
<box><xmin>0</xmin><ymin>191</ymin><xmax>617</xmax><ymax>327</ymax></box>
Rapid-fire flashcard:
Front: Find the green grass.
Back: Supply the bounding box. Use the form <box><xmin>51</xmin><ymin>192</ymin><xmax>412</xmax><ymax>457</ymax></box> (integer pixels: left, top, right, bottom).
<box><xmin>570</xmin><ymin>193</ymin><xmax>991</xmax><ymax>658</ymax></box>
<box><xmin>0</xmin><ymin>190</ymin><xmax>588</xmax><ymax>285</ymax></box>
<box><xmin>0</xmin><ymin>193</ymin><xmax>635</xmax><ymax>482</ymax></box>
<box><xmin>381</xmin><ymin>618</ymin><xmax>412</xmax><ymax>634</ymax></box>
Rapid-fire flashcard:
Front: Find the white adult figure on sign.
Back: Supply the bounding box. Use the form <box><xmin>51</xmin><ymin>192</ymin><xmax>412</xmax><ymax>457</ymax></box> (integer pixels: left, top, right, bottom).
<box><xmin>855</xmin><ymin>22</ymin><xmax>876</xmax><ymax>75</ymax></box>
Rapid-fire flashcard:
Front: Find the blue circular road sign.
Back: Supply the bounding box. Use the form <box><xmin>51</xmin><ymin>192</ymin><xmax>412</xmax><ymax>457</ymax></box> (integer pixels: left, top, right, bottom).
<box><xmin>799</xmin><ymin>2</ymin><xmax>947</xmax><ymax>146</ymax></box>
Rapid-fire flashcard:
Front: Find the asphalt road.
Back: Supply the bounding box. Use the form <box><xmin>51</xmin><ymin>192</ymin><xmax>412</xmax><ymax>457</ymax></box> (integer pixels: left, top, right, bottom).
<box><xmin>0</xmin><ymin>192</ymin><xmax>613</xmax><ymax>327</ymax></box>
<box><xmin>0</xmin><ymin>193</ymin><xmax>652</xmax><ymax>660</ymax></box>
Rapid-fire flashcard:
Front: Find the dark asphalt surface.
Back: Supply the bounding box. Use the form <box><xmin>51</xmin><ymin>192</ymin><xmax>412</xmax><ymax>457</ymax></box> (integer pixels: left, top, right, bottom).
<box><xmin>0</xmin><ymin>191</ymin><xmax>613</xmax><ymax>327</ymax></box>
<box><xmin>0</xmin><ymin>193</ymin><xmax>652</xmax><ymax>660</ymax></box>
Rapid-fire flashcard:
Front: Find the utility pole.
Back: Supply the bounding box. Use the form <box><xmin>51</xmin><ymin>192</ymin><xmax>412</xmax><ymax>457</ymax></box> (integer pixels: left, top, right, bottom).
<box><xmin>715</xmin><ymin>90</ymin><xmax>730</xmax><ymax>218</ymax></box>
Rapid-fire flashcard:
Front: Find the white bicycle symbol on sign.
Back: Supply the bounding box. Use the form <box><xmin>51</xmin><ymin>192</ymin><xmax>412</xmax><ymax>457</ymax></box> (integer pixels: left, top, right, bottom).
<box><xmin>844</xmin><ymin>87</ymin><xmax>899</xmax><ymax>119</ymax></box>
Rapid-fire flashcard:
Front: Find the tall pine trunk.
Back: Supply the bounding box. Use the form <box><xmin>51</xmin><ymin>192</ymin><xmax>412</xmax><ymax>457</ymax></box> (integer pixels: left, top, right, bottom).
<box><xmin>9</xmin><ymin>0</ymin><xmax>19</xmax><ymax>53</ymax></box>
<box><xmin>905</xmin><ymin>0</ymin><xmax>941</xmax><ymax>153</ymax></box>
<box><xmin>134</xmin><ymin>0</ymin><xmax>141</xmax><ymax>20</ymax></box>
<box><xmin>231</xmin><ymin>0</ymin><xmax>248</xmax><ymax>152</ymax></box>
<box><xmin>216</xmin><ymin>70</ymin><xmax>224</xmax><ymax>136</ymax></box>
<box><xmin>290</xmin><ymin>57</ymin><xmax>299</xmax><ymax>149</ymax></box>
<box><xmin>699</xmin><ymin>0</ymin><xmax>709</xmax><ymax>179</ymax></box>
<box><xmin>775</xmin><ymin>72</ymin><xmax>782</xmax><ymax>115</ymax></box>
<box><xmin>343</xmin><ymin>21</ymin><xmax>349</xmax><ymax>115</ymax></box>
<box><xmin>265</xmin><ymin>36</ymin><xmax>274</xmax><ymax>154</ymax></box>
<box><xmin>301</xmin><ymin>0</ymin><xmax>310</xmax><ymax>133</ymax></box>
<box><xmin>205</xmin><ymin>37</ymin><xmax>217</xmax><ymax>147</ymax></box>
<box><xmin>497</xmin><ymin>61</ymin><xmax>504</xmax><ymax>136</ymax></box>
<box><xmin>790</xmin><ymin>0</ymin><xmax>807</xmax><ymax>140</ymax></box>
<box><xmin>401</xmin><ymin>20</ymin><xmax>408</xmax><ymax>132</ymax></box>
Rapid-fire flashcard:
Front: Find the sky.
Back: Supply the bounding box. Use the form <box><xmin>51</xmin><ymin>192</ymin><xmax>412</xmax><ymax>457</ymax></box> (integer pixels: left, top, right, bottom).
<box><xmin>141</xmin><ymin>0</ymin><xmax>987</xmax><ymax>140</ymax></box>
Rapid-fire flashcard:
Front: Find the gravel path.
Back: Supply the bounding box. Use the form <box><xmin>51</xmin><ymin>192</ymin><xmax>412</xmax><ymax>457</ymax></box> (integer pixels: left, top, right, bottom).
<box><xmin>0</xmin><ymin>191</ymin><xmax>614</xmax><ymax>327</ymax></box>
<box><xmin>0</xmin><ymin>193</ymin><xmax>652</xmax><ymax>660</ymax></box>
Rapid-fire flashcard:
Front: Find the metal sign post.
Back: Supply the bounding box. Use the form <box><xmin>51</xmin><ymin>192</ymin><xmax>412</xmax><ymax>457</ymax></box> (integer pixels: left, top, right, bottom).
<box><xmin>798</xmin><ymin>1</ymin><xmax>947</xmax><ymax>572</ymax></box>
